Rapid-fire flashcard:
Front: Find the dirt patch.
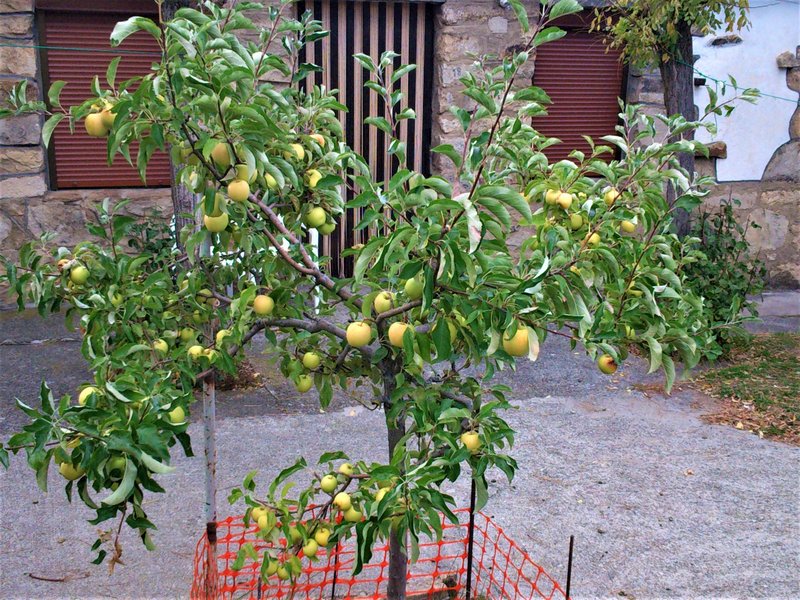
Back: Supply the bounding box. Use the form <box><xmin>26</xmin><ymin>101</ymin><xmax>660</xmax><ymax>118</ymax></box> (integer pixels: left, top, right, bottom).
<box><xmin>690</xmin><ymin>333</ymin><xmax>800</xmax><ymax>445</ymax></box>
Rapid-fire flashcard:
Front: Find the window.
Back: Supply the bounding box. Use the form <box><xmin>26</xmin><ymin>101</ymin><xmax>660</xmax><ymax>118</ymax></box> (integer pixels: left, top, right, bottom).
<box><xmin>37</xmin><ymin>1</ymin><xmax>170</xmax><ymax>189</ymax></box>
<box><xmin>532</xmin><ymin>14</ymin><xmax>625</xmax><ymax>162</ymax></box>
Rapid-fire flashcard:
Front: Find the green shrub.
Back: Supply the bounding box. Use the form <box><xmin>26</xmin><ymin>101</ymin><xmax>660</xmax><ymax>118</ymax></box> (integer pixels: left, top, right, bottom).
<box><xmin>684</xmin><ymin>198</ymin><xmax>767</xmax><ymax>360</ymax></box>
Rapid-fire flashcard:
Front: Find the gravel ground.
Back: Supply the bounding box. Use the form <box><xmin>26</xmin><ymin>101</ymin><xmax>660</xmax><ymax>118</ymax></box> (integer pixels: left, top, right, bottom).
<box><xmin>1</xmin><ymin>308</ymin><xmax>799</xmax><ymax>599</ymax></box>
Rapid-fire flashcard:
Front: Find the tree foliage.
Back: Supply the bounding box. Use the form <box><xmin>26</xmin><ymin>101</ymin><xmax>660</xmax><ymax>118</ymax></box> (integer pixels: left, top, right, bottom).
<box><xmin>0</xmin><ymin>0</ymin><xmax>739</xmax><ymax>585</ymax></box>
<box><xmin>595</xmin><ymin>0</ymin><xmax>751</xmax><ymax>67</ymax></box>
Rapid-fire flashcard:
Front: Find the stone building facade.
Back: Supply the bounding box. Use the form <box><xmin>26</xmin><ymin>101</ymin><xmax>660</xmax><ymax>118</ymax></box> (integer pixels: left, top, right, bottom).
<box><xmin>1</xmin><ymin>0</ymin><xmax>797</xmax><ymax>286</ymax></box>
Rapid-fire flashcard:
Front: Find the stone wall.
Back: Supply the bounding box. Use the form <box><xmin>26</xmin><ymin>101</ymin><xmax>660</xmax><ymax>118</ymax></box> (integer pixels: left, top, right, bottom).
<box><xmin>430</xmin><ymin>1</ymin><xmax>537</xmax><ymax>179</ymax></box>
<box><xmin>0</xmin><ymin>0</ymin><xmax>172</xmax><ymax>264</ymax></box>
<box><xmin>625</xmin><ymin>39</ymin><xmax>799</xmax><ymax>289</ymax></box>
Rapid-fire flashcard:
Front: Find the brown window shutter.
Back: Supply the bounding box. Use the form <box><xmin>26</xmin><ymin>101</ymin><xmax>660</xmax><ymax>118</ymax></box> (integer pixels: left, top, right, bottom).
<box><xmin>40</xmin><ymin>10</ymin><xmax>171</xmax><ymax>189</ymax></box>
<box><xmin>532</xmin><ymin>30</ymin><xmax>624</xmax><ymax>163</ymax></box>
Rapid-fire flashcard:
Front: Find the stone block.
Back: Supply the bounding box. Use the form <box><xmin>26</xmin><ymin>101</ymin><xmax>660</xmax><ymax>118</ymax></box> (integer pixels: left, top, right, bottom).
<box><xmin>27</xmin><ymin>196</ymin><xmax>87</xmax><ymax>243</ymax></box>
<box><xmin>745</xmin><ymin>208</ymin><xmax>788</xmax><ymax>252</ymax></box>
<box><xmin>777</xmin><ymin>49</ymin><xmax>800</xmax><ymax>69</ymax></box>
<box><xmin>0</xmin><ymin>13</ymin><xmax>32</xmax><ymax>36</ymax></box>
<box><xmin>786</xmin><ymin>68</ymin><xmax>800</xmax><ymax>93</ymax></box>
<box><xmin>0</xmin><ymin>173</ymin><xmax>46</xmax><ymax>198</ymax></box>
<box><xmin>0</xmin><ymin>147</ymin><xmax>44</xmax><ymax>175</ymax></box>
<box><xmin>0</xmin><ymin>0</ymin><xmax>33</xmax><ymax>12</ymax></box>
<box><xmin>762</xmin><ymin>140</ymin><xmax>800</xmax><ymax>182</ymax></box>
<box><xmin>790</xmin><ymin>109</ymin><xmax>800</xmax><ymax>140</ymax></box>
<box><xmin>0</xmin><ymin>45</ymin><xmax>36</xmax><ymax>77</ymax></box>
<box><xmin>0</xmin><ymin>114</ymin><xmax>40</xmax><ymax>145</ymax></box>
<box><xmin>488</xmin><ymin>17</ymin><xmax>509</xmax><ymax>34</ymax></box>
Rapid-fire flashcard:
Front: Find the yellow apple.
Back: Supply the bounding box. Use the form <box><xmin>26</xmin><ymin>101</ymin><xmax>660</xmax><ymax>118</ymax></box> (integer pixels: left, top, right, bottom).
<box><xmin>343</xmin><ymin>507</ymin><xmax>363</xmax><ymax>523</ymax></box>
<box><xmin>265</xmin><ymin>173</ymin><xmax>278</xmax><ymax>190</ymax></box>
<box><xmin>187</xmin><ymin>345</ymin><xmax>204</xmax><ymax>360</ymax></box>
<box><xmin>597</xmin><ymin>353</ymin><xmax>618</xmax><ymax>375</ymax></box>
<box><xmin>375</xmin><ymin>487</ymin><xmax>389</xmax><ymax>503</ymax></box>
<box><xmin>333</xmin><ymin>492</ymin><xmax>352</xmax><ymax>511</ymax></box>
<box><xmin>253</xmin><ymin>294</ymin><xmax>275</xmax><ymax>316</ymax></box>
<box><xmin>502</xmin><ymin>327</ymin><xmax>529</xmax><ymax>357</ymax></box>
<box><xmin>227</xmin><ymin>178</ymin><xmax>250</xmax><ymax>203</ymax></box>
<box><xmin>211</xmin><ymin>142</ymin><xmax>231</xmax><ymax>168</ymax></box>
<box><xmin>215</xmin><ymin>329</ymin><xmax>231</xmax><ymax>347</ymax></box>
<box><xmin>346</xmin><ymin>321</ymin><xmax>372</xmax><ymax>347</ymax></box>
<box><xmin>460</xmin><ymin>431</ymin><xmax>481</xmax><ymax>453</ymax></box>
<box><xmin>620</xmin><ymin>220</ymin><xmax>636</xmax><ymax>233</ymax></box>
<box><xmin>303</xmin><ymin>539</ymin><xmax>318</xmax><ymax>558</ymax></box>
<box><xmin>320</xmin><ymin>474</ymin><xmax>337</xmax><ymax>494</ymax></box>
<box><xmin>557</xmin><ymin>192</ymin><xmax>573</xmax><ymax>210</ymax></box>
<box><xmin>569</xmin><ymin>214</ymin><xmax>583</xmax><ymax>230</ymax></box>
<box><xmin>78</xmin><ymin>386</ymin><xmax>100</xmax><ymax>406</ymax></box>
<box><xmin>284</xmin><ymin>143</ymin><xmax>305</xmax><ymax>161</ymax></box>
<box><xmin>252</xmin><ymin>506</ymin><xmax>268</xmax><ymax>522</ymax></box>
<box><xmin>388</xmin><ymin>322</ymin><xmax>411</xmax><ymax>348</ymax></box>
<box><xmin>302</xmin><ymin>351</ymin><xmax>321</xmax><ymax>370</ymax></box>
<box><xmin>545</xmin><ymin>189</ymin><xmax>560</xmax><ymax>205</ymax></box>
<box><xmin>203</xmin><ymin>213</ymin><xmax>229</xmax><ymax>233</ymax></box>
<box><xmin>314</xmin><ymin>527</ymin><xmax>330</xmax><ymax>547</ymax></box>
<box><xmin>306</xmin><ymin>169</ymin><xmax>323</xmax><ymax>189</ymax></box>
<box><xmin>153</xmin><ymin>339</ymin><xmax>169</xmax><ymax>355</ymax></box>
<box><xmin>604</xmin><ymin>188</ymin><xmax>620</xmax><ymax>206</ymax></box>
<box><xmin>338</xmin><ymin>463</ymin><xmax>354</xmax><ymax>476</ymax></box>
<box><xmin>373</xmin><ymin>291</ymin><xmax>394</xmax><ymax>314</ymax></box>
<box><xmin>585</xmin><ymin>232</ymin><xmax>601</xmax><ymax>247</ymax></box>
<box><xmin>180</xmin><ymin>328</ymin><xmax>196</xmax><ymax>343</ymax></box>
<box><xmin>84</xmin><ymin>113</ymin><xmax>109</xmax><ymax>137</ymax></box>
<box><xmin>309</xmin><ymin>133</ymin><xmax>326</xmax><ymax>147</ymax></box>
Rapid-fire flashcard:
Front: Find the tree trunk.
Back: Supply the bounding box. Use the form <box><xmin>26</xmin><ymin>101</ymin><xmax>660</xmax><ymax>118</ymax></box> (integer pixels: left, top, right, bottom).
<box><xmin>162</xmin><ymin>0</ymin><xmax>198</xmax><ymax>251</ymax></box>
<box><xmin>659</xmin><ymin>18</ymin><xmax>696</xmax><ymax>237</ymax></box>
<box><xmin>381</xmin><ymin>359</ymin><xmax>407</xmax><ymax>600</ymax></box>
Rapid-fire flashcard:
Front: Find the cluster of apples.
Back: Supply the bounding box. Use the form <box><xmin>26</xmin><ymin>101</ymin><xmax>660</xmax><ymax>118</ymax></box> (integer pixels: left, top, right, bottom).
<box><xmin>539</xmin><ymin>186</ymin><xmax>637</xmax><ymax>245</ymax></box>
<box><xmin>83</xmin><ymin>99</ymin><xmax>116</xmax><ymax>138</ymax></box>
<box><xmin>345</xmin><ymin>276</ymin><xmax>425</xmax><ymax>349</ymax></box>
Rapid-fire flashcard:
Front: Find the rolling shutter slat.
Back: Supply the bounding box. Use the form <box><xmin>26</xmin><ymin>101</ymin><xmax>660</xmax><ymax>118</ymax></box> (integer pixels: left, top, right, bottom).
<box><xmin>41</xmin><ymin>11</ymin><xmax>170</xmax><ymax>189</ymax></box>
<box><xmin>533</xmin><ymin>31</ymin><xmax>624</xmax><ymax>162</ymax></box>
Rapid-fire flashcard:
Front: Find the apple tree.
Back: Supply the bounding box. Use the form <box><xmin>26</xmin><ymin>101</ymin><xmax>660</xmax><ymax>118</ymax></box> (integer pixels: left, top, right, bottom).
<box><xmin>0</xmin><ymin>0</ymin><xmax>727</xmax><ymax>596</ymax></box>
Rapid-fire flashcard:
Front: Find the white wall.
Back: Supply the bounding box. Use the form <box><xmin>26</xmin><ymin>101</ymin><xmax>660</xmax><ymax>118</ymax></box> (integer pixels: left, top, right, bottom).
<box><xmin>693</xmin><ymin>0</ymin><xmax>799</xmax><ymax>182</ymax></box>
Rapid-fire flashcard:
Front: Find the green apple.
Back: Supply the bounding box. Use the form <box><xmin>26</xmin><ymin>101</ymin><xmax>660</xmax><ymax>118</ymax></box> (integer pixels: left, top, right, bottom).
<box><xmin>69</xmin><ymin>265</ymin><xmax>90</xmax><ymax>285</ymax></box>
<box><xmin>168</xmin><ymin>405</ymin><xmax>186</xmax><ymax>424</ymax></box>
<box><xmin>404</xmin><ymin>277</ymin><xmax>423</xmax><ymax>300</ymax></box>
<box><xmin>295</xmin><ymin>374</ymin><xmax>313</xmax><ymax>393</ymax></box>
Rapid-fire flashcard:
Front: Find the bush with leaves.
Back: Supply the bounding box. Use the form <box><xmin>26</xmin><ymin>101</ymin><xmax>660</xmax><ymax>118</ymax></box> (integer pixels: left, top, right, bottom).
<box><xmin>683</xmin><ymin>198</ymin><xmax>767</xmax><ymax>360</ymax></box>
<box><xmin>0</xmin><ymin>0</ymin><xmax>745</xmax><ymax>595</ymax></box>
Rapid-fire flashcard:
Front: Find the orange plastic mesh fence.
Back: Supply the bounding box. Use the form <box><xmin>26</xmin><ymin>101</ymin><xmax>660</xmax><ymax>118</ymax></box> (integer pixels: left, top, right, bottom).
<box><xmin>191</xmin><ymin>508</ymin><xmax>567</xmax><ymax>600</ymax></box>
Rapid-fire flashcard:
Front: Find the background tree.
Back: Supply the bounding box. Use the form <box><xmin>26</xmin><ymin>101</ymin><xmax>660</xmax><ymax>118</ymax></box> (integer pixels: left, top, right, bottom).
<box><xmin>0</xmin><ymin>1</ymin><xmax>744</xmax><ymax>597</ymax></box>
<box><xmin>594</xmin><ymin>0</ymin><xmax>751</xmax><ymax>235</ymax></box>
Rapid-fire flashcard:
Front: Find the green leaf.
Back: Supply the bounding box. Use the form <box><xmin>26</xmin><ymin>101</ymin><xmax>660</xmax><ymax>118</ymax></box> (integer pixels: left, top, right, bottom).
<box><xmin>106</xmin><ymin>56</ymin><xmax>121</xmax><ymax>88</ymax></box>
<box><xmin>549</xmin><ymin>0</ymin><xmax>582</xmax><ymax>21</ymax></box>
<box><xmin>390</xmin><ymin>64</ymin><xmax>417</xmax><ymax>84</ymax></box>
<box><xmin>47</xmin><ymin>81</ymin><xmax>67</xmax><ymax>109</ymax></box>
<box><xmin>644</xmin><ymin>336</ymin><xmax>663</xmax><ymax>374</ymax></box>
<box><xmin>505</xmin><ymin>0</ymin><xmax>530</xmax><ymax>32</ymax></box>
<box><xmin>533</xmin><ymin>27</ymin><xmax>567</xmax><ymax>47</ymax></box>
<box><xmin>431</xmin><ymin>144</ymin><xmax>462</xmax><ymax>169</ymax></box>
<box><xmin>110</xmin><ymin>17</ymin><xmax>162</xmax><ymax>47</ymax></box>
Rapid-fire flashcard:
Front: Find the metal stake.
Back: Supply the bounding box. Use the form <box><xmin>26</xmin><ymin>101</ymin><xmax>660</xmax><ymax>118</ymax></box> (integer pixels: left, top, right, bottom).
<box><xmin>465</xmin><ymin>476</ymin><xmax>477</xmax><ymax>600</ymax></box>
<box><xmin>565</xmin><ymin>535</ymin><xmax>574</xmax><ymax>599</ymax></box>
